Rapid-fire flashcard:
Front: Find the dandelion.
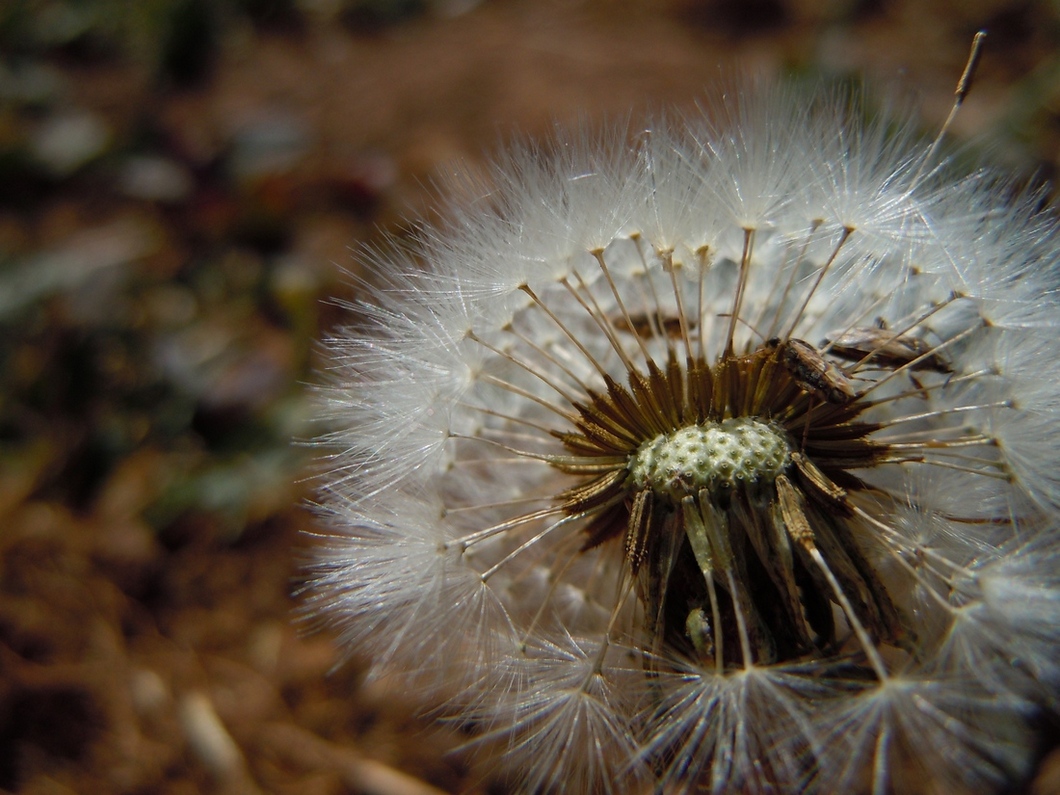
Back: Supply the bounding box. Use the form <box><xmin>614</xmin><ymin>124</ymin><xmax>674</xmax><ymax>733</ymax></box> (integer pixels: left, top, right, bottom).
<box><xmin>304</xmin><ymin>37</ymin><xmax>1060</xmax><ymax>794</ymax></box>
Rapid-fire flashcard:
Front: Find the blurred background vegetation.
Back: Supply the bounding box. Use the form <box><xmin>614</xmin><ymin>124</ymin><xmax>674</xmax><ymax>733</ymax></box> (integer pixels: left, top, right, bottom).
<box><xmin>1</xmin><ymin>1</ymin><xmax>1059</xmax><ymax>793</ymax></box>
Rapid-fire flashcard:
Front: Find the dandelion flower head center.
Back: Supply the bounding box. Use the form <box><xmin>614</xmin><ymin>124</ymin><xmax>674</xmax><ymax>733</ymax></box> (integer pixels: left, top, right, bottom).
<box><xmin>629</xmin><ymin>418</ymin><xmax>790</xmax><ymax>499</ymax></box>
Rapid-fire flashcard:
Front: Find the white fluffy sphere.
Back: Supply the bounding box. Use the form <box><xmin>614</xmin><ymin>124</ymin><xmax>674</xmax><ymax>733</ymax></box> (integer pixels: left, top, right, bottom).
<box><xmin>306</xmin><ymin>81</ymin><xmax>1060</xmax><ymax>794</ymax></box>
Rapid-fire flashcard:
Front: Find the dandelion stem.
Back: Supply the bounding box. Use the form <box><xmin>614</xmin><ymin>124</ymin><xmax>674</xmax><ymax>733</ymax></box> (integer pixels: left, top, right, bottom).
<box><xmin>520</xmin><ymin>283</ymin><xmax>613</xmax><ymax>382</ymax></box>
<box><xmin>695</xmin><ymin>247</ymin><xmax>709</xmax><ymax>359</ymax></box>
<box><xmin>630</xmin><ymin>234</ymin><xmax>682</xmax><ymax>361</ymax></box>
<box><xmin>454</xmin><ymin>505</ymin><xmax>569</xmax><ymax>547</ymax></box>
<box><xmin>864</xmin><ymin>369</ymin><xmax>992</xmax><ymax>407</ymax></box>
<box><xmin>781</xmin><ymin>225</ymin><xmax>854</xmax><ymax>342</ymax></box>
<box><xmin>858</xmin><ymin>322</ymin><xmax>980</xmax><ymax>399</ymax></box>
<box><xmin>881</xmin><ymin>435</ymin><xmax>996</xmax><ymax>451</ymax></box>
<box><xmin>479</xmin><ymin>374</ymin><xmax>580</xmax><ymax>424</ymax></box>
<box><xmin>592</xmin><ymin>248</ymin><xmax>656</xmax><ymax>367</ymax></box>
<box><xmin>478</xmin><ymin>506</ymin><xmax>607</xmax><ymax>581</ymax></box>
<box><xmin>909</xmin><ymin>30</ymin><xmax>987</xmax><ymax>192</ymax></box>
<box><xmin>724</xmin><ymin>227</ymin><xmax>755</xmax><ymax>358</ymax></box>
<box><xmin>508</xmin><ymin>326</ymin><xmax>594</xmax><ymax>394</ymax></box>
<box><xmin>763</xmin><ymin>220</ymin><xmax>822</xmax><ymax>342</ymax></box>
<box><xmin>444</xmin><ymin>493</ymin><xmax>555</xmax><ymax>515</ymax></box>
<box><xmin>837</xmin><ymin>293</ymin><xmax>960</xmax><ymax>376</ymax></box>
<box><xmin>874</xmin><ymin>400</ymin><xmax>1011</xmax><ymax>428</ymax></box>
<box><xmin>885</xmin><ymin>458</ymin><xmax>1012</xmax><ymax>480</ymax></box>
<box><xmin>662</xmin><ymin>248</ymin><xmax>696</xmax><ymax>361</ymax></box>
<box><xmin>459</xmin><ymin>402</ymin><xmax>561</xmax><ymax>437</ymax></box>
<box><xmin>848</xmin><ymin>501</ymin><xmax>970</xmax><ymax>575</ymax></box>
<box><xmin>563</xmin><ymin>273</ymin><xmax>641</xmax><ymax>376</ymax></box>
<box><xmin>452</xmin><ymin>435</ymin><xmax>628</xmax><ymax>477</ymax></box>
<box><xmin>469</xmin><ymin>330</ymin><xmax>583</xmax><ymax>406</ymax></box>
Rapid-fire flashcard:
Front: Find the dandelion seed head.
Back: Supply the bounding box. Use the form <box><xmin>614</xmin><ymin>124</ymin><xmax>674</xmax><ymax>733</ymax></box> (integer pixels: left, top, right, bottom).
<box><xmin>305</xmin><ymin>56</ymin><xmax>1060</xmax><ymax>794</ymax></box>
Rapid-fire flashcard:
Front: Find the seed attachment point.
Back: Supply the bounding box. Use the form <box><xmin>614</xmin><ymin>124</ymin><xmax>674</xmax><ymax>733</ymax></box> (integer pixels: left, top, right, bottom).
<box><xmin>628</xmin><ymin>418</ymin><xmax>790</xmax><ymax>500</ymax></box>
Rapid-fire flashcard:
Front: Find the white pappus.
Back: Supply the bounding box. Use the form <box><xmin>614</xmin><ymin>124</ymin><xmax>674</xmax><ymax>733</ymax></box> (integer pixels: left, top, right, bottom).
<box><xmin>303</xmin><ymin>51</ymin><xmax>1060</xmax><ymax>795</ymax></box>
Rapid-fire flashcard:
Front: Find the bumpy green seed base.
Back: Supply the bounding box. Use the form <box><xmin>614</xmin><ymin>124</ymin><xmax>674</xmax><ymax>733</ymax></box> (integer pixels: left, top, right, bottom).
<box><xmin>629</xmin><ymin>418</ymin><xmax>790</xmax><ymax>499</ymax></box>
